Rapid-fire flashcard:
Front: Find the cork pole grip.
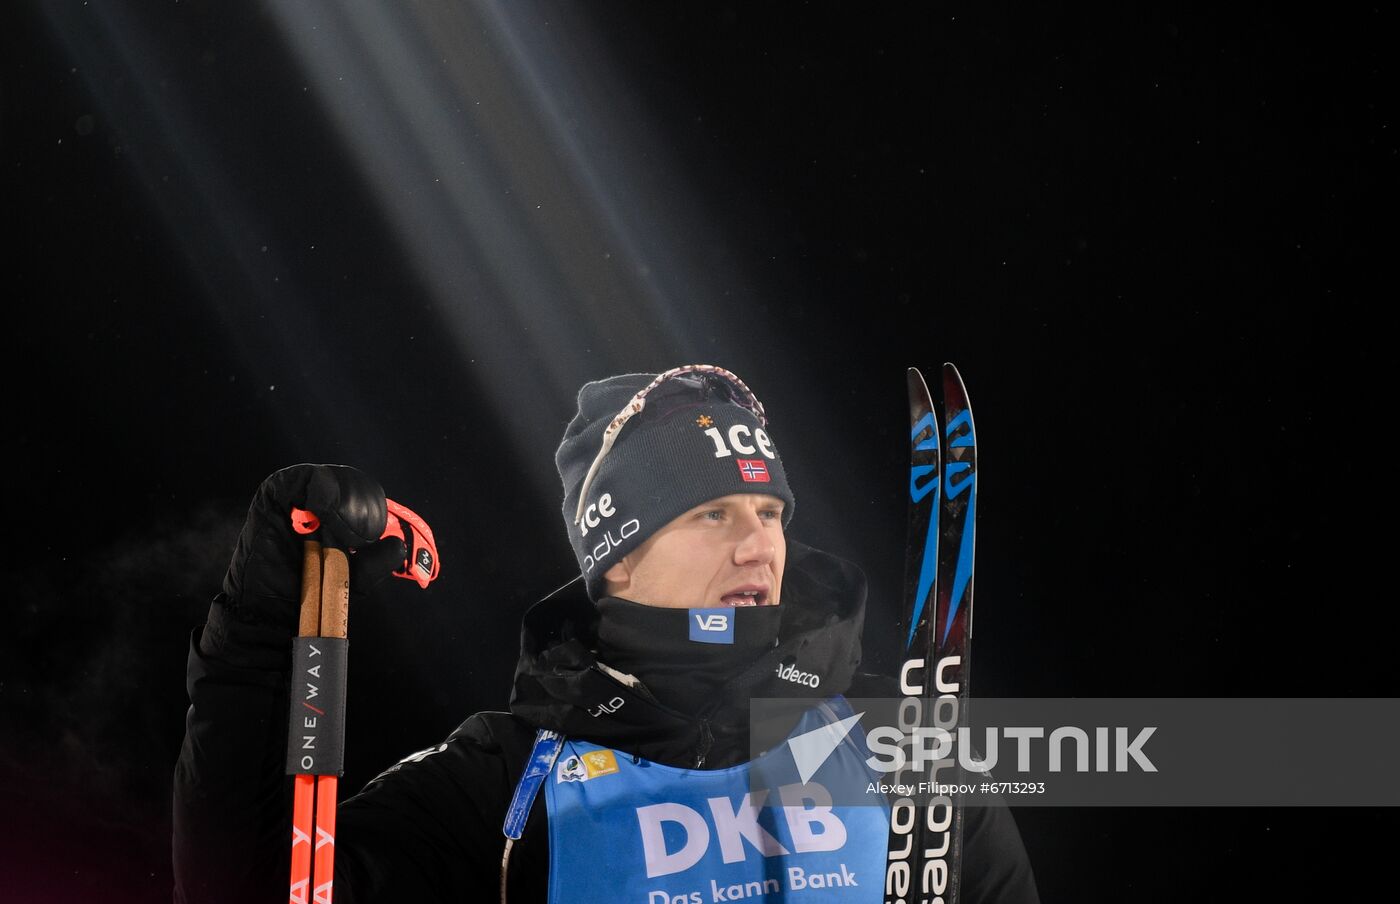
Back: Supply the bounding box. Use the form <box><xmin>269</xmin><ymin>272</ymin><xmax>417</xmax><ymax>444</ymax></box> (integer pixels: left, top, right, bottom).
<box><xmin>319</xmin><ymin>547</ymin><xmax>350</xmax><ymax>640</ymax></box>
<box><xmin>298</xmin><ymin>541</ymin><xmax>324</xmax><ymax>638</ymax></box>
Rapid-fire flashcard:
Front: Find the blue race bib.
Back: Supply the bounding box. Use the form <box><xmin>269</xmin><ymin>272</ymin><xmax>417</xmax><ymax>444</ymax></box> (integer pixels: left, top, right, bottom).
<box><xmin>545</xmin><ymin>697</ymin><xmax>888</xmax><ymax>903</ymax></box>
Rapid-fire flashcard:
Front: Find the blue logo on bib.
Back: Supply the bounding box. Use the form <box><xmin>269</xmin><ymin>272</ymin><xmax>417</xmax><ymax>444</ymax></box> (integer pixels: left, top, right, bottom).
<box><xmin>689</xmin><ymin>609</ymin><xmax>734</xmax><ymax>644</ymax></box>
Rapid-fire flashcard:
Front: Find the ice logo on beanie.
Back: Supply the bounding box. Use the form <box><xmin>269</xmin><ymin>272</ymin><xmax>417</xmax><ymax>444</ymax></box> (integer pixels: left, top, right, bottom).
<box><xmin>579</xmin><ymin>491</ymin><xmax>642</xmax><ymax>574</ymax></box>
<box><xmin>579</xmin><ymin>493</ymin><xmax>621</xmax><ymax>538</ymax></box>
<box><xmin>697</xmin><ymin>422</ymin><xmax>777</xmax><ymax>461</ymax></box>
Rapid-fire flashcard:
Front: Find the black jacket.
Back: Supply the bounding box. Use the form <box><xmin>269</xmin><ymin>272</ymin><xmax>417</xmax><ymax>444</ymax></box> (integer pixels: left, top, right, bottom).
<box><xmin>173</xmin><ymin>541</ymin><xmax>1038</xmax><ymax>902</ymax></box>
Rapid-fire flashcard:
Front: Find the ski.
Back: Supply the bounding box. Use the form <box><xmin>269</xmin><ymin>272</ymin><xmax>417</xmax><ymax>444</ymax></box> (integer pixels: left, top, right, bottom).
<box><xmin>934</xmin><ymin>363</ymin><xmax>977</xmax><ymax>904</ymax></box>
<box><xmin>886</xmin><ymin>364</ymin><xmax>977</xmax><ymax>904</ymax></box>
<box><xmin>886</xmin><ymin>366</ymin><xmax>941</xmax><ymax>903</ymax></box>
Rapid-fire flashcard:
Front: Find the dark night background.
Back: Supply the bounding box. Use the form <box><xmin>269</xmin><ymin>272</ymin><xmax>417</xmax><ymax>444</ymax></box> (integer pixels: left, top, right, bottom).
<box><xmin>3</xmin><ymin>2</ymin><xmax>1393</xmax><ymax>902</ymax></box>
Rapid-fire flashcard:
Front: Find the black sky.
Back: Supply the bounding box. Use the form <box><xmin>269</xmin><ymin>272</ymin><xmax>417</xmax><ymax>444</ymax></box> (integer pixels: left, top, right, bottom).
<box><xmin>4</xmin><ymin>3</ymin><xmax>1394</xmax><ymax>901</ymax></box>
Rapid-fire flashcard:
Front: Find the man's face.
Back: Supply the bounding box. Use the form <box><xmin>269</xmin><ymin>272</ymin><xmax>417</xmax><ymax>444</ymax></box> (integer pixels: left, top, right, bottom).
<box><xmin>602</xmin><ymin>493</ymin><xmax>787</xmax><ymax>608</ymax></box>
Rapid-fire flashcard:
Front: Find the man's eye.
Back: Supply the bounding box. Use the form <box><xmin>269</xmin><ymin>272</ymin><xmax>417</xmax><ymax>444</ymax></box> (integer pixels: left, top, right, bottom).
<box><xmin>701</xmin><ymin>510</ymin><xmax>724</xmax><ymax>521</ymax></box>
<box><xmin>761</xmin><ymin>509</ymin><xmax>783</xmax><ymax>520</ymax></box>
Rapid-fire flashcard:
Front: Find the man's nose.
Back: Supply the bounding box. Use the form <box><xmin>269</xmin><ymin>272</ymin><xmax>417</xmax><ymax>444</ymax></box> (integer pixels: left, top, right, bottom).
<box><xmin>733</xmin><ymin>510</ymin><xmax>775</xmax><ymax>565</ymax></box>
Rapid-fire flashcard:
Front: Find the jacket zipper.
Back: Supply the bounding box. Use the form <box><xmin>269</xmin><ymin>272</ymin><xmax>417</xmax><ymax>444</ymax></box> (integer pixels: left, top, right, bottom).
<box><xmin>693</xmin><ymin>719</ymin><xmax>714</xmax><ymax>768</ymax></box>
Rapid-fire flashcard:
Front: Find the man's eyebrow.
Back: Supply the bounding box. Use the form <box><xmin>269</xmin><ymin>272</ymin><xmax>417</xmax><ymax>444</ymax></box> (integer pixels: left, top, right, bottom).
<box><xmin>710</xmin><ymin>498</ymin><xmax>785</xmax><ymax>508</ymax></box>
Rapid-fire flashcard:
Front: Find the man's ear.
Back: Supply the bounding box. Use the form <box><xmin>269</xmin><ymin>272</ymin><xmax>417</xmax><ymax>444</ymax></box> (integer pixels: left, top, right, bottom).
<box><xmin>603</xmin><ymin>558</ymin><xmax>630</xmax><ymax>590</ymax></box>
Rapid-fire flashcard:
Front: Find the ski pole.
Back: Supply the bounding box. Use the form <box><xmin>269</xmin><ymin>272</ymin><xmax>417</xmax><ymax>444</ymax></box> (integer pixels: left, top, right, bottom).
<box><xmin>289</xmin><ymin>540</ymin><xmax>322</xmax><ymax>903</ymax></box>
<box><xmin>288</xmin><ymin>538</ymin><xmax>351</xmax><ymax>904</ymax></box>
<box><xmin>315</xmin><ymin>544</ymin><xmax>350</xmax><ymax>904</ymax></box>
<box><xmin>284</xmin><ymin>496</ymin><xmax>441</xmax><ymax>903</ymax></box>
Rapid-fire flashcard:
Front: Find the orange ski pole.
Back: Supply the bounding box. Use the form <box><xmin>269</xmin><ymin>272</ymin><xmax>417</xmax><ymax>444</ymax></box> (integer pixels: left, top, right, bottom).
<box><xmin>285</xmin><ymin>494</ymin><xmax>440</xmax><ymax>903</ymax></box>
<box><xmin>287</xmin><ymin>540</ymin><xmax>350</xmax><ymax>904</ymax></box>
<box><xmin>289</xmin><ymin>541</ymin><xmax>322</xmax><ymax>904</ymax></box>
<box><xmin>312</xmin><ymin>547</ymin><xmax>349</xmax><ymax>904</ymax></box>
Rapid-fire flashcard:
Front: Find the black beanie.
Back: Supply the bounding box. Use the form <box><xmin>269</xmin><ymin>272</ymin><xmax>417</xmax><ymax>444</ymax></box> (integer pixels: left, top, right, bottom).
<box><xmin>556</xmin><ymin>365</ymin><xmax>796</xmax><ymax>601</ymax></box>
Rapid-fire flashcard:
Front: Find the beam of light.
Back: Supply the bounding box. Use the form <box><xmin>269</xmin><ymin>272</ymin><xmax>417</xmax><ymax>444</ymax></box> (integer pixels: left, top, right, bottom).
<box><xmin>38</xmin><ymin>0</ymin><xmax>857</xmax><ymax>534</ymax></box>
<box><xmin>261</xmin><ymin>0</ymin><xmax>851</xmax><ymax>541</ymax></box>
<box><xmin>261</xmin><ymin>1</ymin><xmax>718</xmax><ymax>489</ymax></box>
<box><xmin>39</xmin><ymin>0</ymin><xmax>826</xmax><ymax>507</ymax></box>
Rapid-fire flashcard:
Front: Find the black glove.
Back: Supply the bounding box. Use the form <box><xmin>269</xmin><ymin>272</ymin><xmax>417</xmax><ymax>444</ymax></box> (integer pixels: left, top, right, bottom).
<box><xmin>202</xmin><ymin>463</ymin><xmax>406</xmax><ymax>666</ymax></box>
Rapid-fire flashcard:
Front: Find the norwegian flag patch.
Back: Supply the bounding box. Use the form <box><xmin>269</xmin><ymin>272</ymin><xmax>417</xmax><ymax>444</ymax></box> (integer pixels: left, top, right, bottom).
<box><xmin>736</xmin><ymin>459</ymin><xmax>771</xmax><ymax>482</ymax></box>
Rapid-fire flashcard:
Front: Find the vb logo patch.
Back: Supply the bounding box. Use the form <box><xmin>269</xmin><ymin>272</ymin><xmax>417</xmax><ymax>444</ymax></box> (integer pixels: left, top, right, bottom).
<box><xmin>689</xmin><ymin>609</ymin><xmax>734</xmax><ymax>644</ymax></box>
